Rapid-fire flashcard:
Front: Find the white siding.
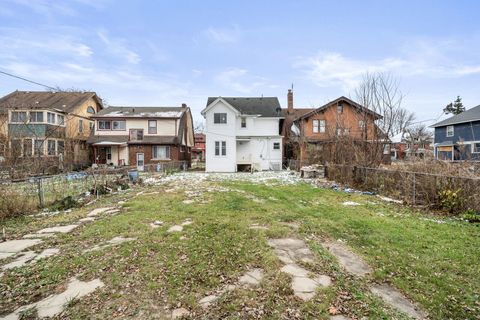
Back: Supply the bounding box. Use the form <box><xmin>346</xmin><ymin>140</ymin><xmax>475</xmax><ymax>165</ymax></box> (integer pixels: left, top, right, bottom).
<box><xmin>94</xmin><ymin>119</ymin><xmax>177</xmax><ymax>136</ymax></box>
<box><xmin>204</xmin><ymin>99</ymin><xmax>283</xmax><ymax>172</ymax></box>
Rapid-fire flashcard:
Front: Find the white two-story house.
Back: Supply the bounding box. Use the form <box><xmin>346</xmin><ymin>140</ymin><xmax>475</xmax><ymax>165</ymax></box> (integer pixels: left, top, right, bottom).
<box><xmin>201</xmin><ymin>97</ymin><xmax>284</xmax><ymax>172</ymax></box>
<box><xmin>87</xmin><ymin>105</ymin><xmax>194</xmax><ymax>169</ymax></box>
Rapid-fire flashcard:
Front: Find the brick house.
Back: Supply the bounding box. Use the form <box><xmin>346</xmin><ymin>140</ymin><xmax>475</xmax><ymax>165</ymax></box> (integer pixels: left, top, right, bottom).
<box><xmin>192</xmin><ymin>133</ymin><xmax>205</xmax><ymax>160</ymax></box>
<box><xmin>87</xmin><ymin>105</ymin><xmax>194</xmax><ymax>169</ymax></box>
<box><xmin>283</xmin><ymin>90</ymin><xmax>389</xmax><ymax>165</ymax></box>
<box><xmin>0</xmin><ymin>90</ymin><xmax>103</xmax><ymax>169</ymax></box>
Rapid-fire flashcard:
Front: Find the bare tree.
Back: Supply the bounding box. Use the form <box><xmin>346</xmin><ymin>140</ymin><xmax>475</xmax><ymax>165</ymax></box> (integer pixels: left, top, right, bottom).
<box><xmin>403</xmin><ymin>124</ymin><xmax>433</xmax><ymax>158</ymax></box>
<box><xmin>194</xmin><ymin>120</ymin><xmax>205</xmax><ymax>133</ymax></box>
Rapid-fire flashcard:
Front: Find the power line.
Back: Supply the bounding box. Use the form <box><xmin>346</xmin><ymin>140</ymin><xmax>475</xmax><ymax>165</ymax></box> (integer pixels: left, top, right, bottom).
<box><xmin>0</xmin><ymin>69</ymin><xmax>57</xmax><ymax>91</ymax></box>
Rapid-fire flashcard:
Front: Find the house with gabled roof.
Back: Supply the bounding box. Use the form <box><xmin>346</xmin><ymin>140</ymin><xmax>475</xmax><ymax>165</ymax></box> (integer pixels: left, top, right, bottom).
<box><xmin>282</xmin><ymin>90</ymin><xmax>389</xmax><ymax>165</ymax></box>
<box><xmin>431</xmin><ymin>105</ymin><xmax>480</xmax><ymax>161</ymax></box>
<box><xmin>201</xmin><ymin>97</ymin><xmax>284</xmax><ymax>172</ymax></box>
<box><xmin>0</xmin><ymin>90</ymin><xmax>103</xmax><ymax>169</ymax></box>
<box><xmin>87</xmin><ymin>105</ymin><xmax>194</xmax><ymax>169</ymax></box>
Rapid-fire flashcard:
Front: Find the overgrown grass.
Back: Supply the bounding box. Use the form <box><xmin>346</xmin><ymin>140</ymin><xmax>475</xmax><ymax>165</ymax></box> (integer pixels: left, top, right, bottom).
<box><xmin>1</xmin><ymin>178</ymin><xmax>478</xmax><ymax>319</ymax></box>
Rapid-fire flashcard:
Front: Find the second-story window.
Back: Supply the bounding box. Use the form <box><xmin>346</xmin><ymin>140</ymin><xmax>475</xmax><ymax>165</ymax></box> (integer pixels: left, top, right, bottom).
<box><xmin>319</xmin><ymin>120</ymin><xmax>326</xmax><ymax>133</ymax></box>
<box><xmin>148</xmin><ymin>120</ymin><xmax>157</xmax><ymax>134</ymax></box>
<box><xmin>337</xmin><ymin>103</ymin><xmax>343</xmax><ymax>114</ymax></box>
<box><xmin>446</xmin><ymin>125</ymin><xmax>454</xmax><ymax>137</ymax></box>
<box><xmin>98</xmin><ymin>120</ymin><xmax>111</xmax><ymax>130</ymax></box>
<box><xmin>57</xmin><ymin>115</ymin><xmax>65</xmax><ymax>125</ymax></box>
<box><xmin>130</xmin><ymin>129</ymin><xmax>143</xmax><ymax>141</ymax></box>
<box><xmin>11</xmin><ymin>111</ymin><xmax>27</xmax><ymax>123</ymax></box>
<box><xmin>214</xmin><ymin>113</ymin><xmax>227</xmax><ymax>124</ymax></box>
<box><xmin>30</xmin><ymin>111</ymin><xmax>44</xmax><ymax>123</ymax></box>
<box><xmin>359</xmin><ymin>120</ymin><xmax>365</xmax><ymax>129</ymax></box>
<box><xmin>273</xmin><ymin>142</ymin><xmax>280</xmax><ymax>150</ymax></box>
<box><xmin>313</xmin><ymin>120</ymin><xmax>319</xmax><ymax>133</ymax></box>
<box><xmin>112</xmin><ymin>120</ymin><xmax>126</xmax><ymax>130</ymax></box>
<box><xmin>79</xmin><ymin>119</ymin><xmax>83</xmax><ymax>132</ymax></box>
<box><xmin>241</xmin><ymin>117</ymin><xmax>246</xmax><ymax>128</ymax></box>
<box><xmin>47</xmin><ymin>112</ymin><xmax>56</xmax><ymax>124</ymax></box>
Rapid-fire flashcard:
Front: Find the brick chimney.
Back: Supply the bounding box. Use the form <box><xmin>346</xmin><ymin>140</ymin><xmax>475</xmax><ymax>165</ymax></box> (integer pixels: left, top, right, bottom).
<box><xmin>287</xmin><ymin>89</ymin><xmax>293</xmax><ymax>114</ymax></box>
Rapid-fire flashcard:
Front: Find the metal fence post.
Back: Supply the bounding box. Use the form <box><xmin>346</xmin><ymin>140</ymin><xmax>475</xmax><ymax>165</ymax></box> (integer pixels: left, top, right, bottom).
<box><xmin>412</xmin><ymin>173</ymin><xmax>416</xmax><ymax>205</ymax></box>
<box><xmin>37</xmin><ymin>178</ymin><xmax>45</xmax><ymax>207</ymax></box>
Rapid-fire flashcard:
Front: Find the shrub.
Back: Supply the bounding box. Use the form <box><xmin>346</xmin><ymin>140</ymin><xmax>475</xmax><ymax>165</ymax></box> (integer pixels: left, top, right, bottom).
<box><xmin>438</xmin><ymin>188</ymin><xmax>463</xmax><ymax>213</ymax></box>
<box><xmin>0</xmin><ymin>186</ymin><xmax>37</xmax><ymax>219</ymax></box>
<box><xmin>460</xmin><ymin>209</ymin><xmax>480</xmax><ymax>223</ymax></box>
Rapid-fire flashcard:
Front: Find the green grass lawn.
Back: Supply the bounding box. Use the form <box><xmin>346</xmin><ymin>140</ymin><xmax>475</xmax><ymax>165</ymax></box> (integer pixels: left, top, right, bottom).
<box><xmin>1</xmin><ymin>175</ymin><xmax>479</xmax><ymax>319</ymax></box>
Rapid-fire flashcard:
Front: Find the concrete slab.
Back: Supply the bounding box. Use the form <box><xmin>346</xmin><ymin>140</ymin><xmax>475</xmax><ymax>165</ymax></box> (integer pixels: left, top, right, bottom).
<box><xmin>0</xmin><ymin>239</ymin><xmax>43</xmax><ymax>257</ymax></box>
<box><xmin>2</xmin><ymin>277</ymin><xmax>104</xmax><ymax>319</ymax></box>
<box><xmin>34</xmin><ymin>248</ymin><xmax>60</xmax><ymax>261</ymax></box>
<box><xmin>84</xmin><ymin>236</ymin><xmax>136</xmax><ymax>253</ymax></box>
<box><xmin>23</xmin><ymin>233</ymin><xmax>55</xmax><ymax>239</ymax></box>
<box><xmin>370</xmin><ymin>284</ymin><xmax>427</xmax><ymax>319</ymax></box>
<box><xmin>323</xmin><ymin>241</ymin><xmax>372</xmax><ymax>277</ymax></box>
<box><xmin>199</xmin><ymin>294</ymin><xmax>218</xmax><ymax>308</ymax></box>
<box><xmin>37</xmin><ymin>225</ymin><xmax>79</xmax><ymax>234</ymax></box>
<box><xmin>87</xmin><ymin>207</ymin><xmax>114</xmax><ymax>217</ymax></box>
<box><xmin>238</xmin><ymin>268</ymin><xmax>264</xmax><ymax>287</ymax></box>
<box><xmin>268</xmin><ymin>238</ymin><xmax>307</xmax><ymax>251</ymax></box>
<box><xmin>280</xmin><ymin>264</ymin><xmax>309</xmax><ymax>278</ymax></box>
<box><xmin>1</xmin><ymin>251</ymin><xmax>37</xmax><ymax>270</ymax></box>
<box><xmin>79</xmin><ymin>217</ymin><xmax>96</xmax><ymax>223</ymax></box>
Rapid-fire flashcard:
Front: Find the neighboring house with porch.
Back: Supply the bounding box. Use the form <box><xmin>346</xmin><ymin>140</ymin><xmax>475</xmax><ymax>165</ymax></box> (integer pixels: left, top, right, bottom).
<box><xmin>431</xmin><ymin>105</ymin><xmax>480</xmax><ymax>161</ymax></box>
<box><xmin>286</xmin><ymin>94</ymin><xmax>388</xmax><ymax>165</ymax></box>
<box><xmin>201</xmin><ymin>97</ymin><xmax>284</xmax><ymax>172</ymax></box>
<box><xmin>0</xmin><ymin>90</ymin><xmax>103</xmax><ymax>169</ymax></box>
<box><xmin>87</xmin><ymin>105</ymin><xmax>194</xmax><ymax>169</ymax></box>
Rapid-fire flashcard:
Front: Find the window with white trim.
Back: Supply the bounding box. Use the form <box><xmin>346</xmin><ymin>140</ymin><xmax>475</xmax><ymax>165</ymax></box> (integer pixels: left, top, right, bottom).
<box><xmin>215</xmin><ymin>141</ymin><xmax>226</xmax><ymax>156</ymax></box>
<box><xmin>30</xmin><ymin>111</ymin><xmax>44</xmax><ymax>123</ymax></box>
<box><xmin>47</xmin><ymin>112</ymin><xmax>56</xmax><ymax>124</ymax></box>
<box><xmin>337</xmin><ymin>104</ymin><xmax>343</xmax><ymax>114</ymax></box>
<box><xmin>130</xmin><ymin>129</ymin><xmax>143</xmax><ymax>141</ymax></box>
<box><xmin>47</xmin><ymin>140</ymin><xmax>56</xmax><ymax>155</ymax></box>
<box><xmin>273</xmin><ymin>142</ymin><xmax>280</xmax><ymax>150</ymax></box>
<box><xmin>312</xmin><ymin>120</ymin><xmax>319</xmax><ymax>133</ymax></box>
<box><xmin>319</xmin><ymin>120</ymin><xmax>326</xmax><ymax>133</ymax></box>
<box><xmin>241</xmin><ymin>117</ymin><xmax>246</xmax><ymax>128</ymax></box>
<box><xmin>214</xmin><ymin>113</ymin><xmax>227</xmax><ymax>124</ymax></box>
<box><xmin>446</xmin><ymin>125</ymin><xmax>454</xmax><ymax>137</ymax></box>
<box><xmin>472</xmin><ymin>142</ymin><xmax>480</xmax><ymax>153</ymax></box>
<box><xmin>112</xmin><ymin>120</ymin><xmax>126</xmax><ymax>130</ymax></box>
<box><xmin>11</xmin><ymin>111</ymin><xmax>27</xmax><ymax>123</ymax></box>
<box><xmin>98</xmin><ymin>120</ymin><xmax>111</xmax><ymax>130</ymax></box>
<box><xmin>152</xmin><ymin>145</ymin><xmax>170</xmax><ymax>159</ymax></box>
<box><xmin>34</xmin><ymin>139</ymin><xmax>44</xmax><ymax>156</ymax></box>
<box><xmin>57</xmin><ymin>115</ymin><xmax>65</xmax><ymax>125</ymax></box>
<box><xmin>148</xmin><ymin>120</ymin><xmax>157</xmax><ymax>134</ymax></box>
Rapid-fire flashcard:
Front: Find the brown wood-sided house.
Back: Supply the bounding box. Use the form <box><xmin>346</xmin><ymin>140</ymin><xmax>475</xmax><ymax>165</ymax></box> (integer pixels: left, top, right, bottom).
<box><xmin>282</xmin><ymin>90</ymin><xmax>389</xmax><ymax>165</ymax></box>
<box><xmin>0</xmin><ymin>90</ymin><xmax>103</xmax><ymax>169</ymax></box>
<box><xmin>87</xmin><ymin>105</ymin><xmax>194</xmax><ymax>169</ymax></box>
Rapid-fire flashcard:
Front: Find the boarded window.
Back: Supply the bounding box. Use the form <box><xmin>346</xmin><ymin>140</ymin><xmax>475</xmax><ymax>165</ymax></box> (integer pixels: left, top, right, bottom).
<box><xmin>214</xmin><ymin>113</ymin><xmax>227</xmax><ymax>124</ymax></box>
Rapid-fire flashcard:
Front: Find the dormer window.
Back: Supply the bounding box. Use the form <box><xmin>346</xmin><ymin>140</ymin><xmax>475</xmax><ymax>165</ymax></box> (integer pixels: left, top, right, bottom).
<box><xmin>214</xmin><ymin>113</ymin><xmax>227</xmax><ymax>124</ymax></box>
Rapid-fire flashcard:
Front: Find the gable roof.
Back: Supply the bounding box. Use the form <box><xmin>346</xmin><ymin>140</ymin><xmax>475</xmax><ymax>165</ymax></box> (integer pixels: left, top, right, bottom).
<box><xmin>0</xmin><ymin>90</ymin><xmax>102</xmax><ymax>114</ymax></box>
<box><xmin>93</xmin><ymin>106</ymin><xmax>187</xmax><ymax>119</ymax></box>
<box><xmin>296</xmin><ymin>96</ymin><xmax>382</xmax><ymax>120</ymax></box>
<box><xmin>205</xmin><ymin>97</ymin><xmax>283</xmax><ymax>117</ymax></box>
<box><xmin>431</xmin><ymin>105</ymin><xmax>480</xmax><ymax>127</ymax></box>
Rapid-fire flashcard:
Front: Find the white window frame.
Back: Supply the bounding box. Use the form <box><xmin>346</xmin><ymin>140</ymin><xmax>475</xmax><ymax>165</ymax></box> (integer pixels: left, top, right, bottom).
<box><xmin>213</xmin><ymin>113</ymin><xmax>227</xmax><ymax>124</ymax></box>
<box><xmin>34</xmin><ymin>139</ymin><xmax>44</xmax><ymax>156</ymax></box>
<box><xmin>47</xmin><ymin>139</ymin><xmax>56</xmax><ymax>156</ymax></box>
<box><xmin>148</xmin><ymin>120</ymin><xmax>157</xmax><ymax>134</ymax></box>
<box><xmin>215</xmin><ymin>141</ymin><xmax>227</xmax><ymax>156</ymax></box>
<box><xmin>30</xmin><ymin>111</ymin><xmax>44</xmax><ymax>123</ymax></box>
<box><xmin>241</xmin><ymin>117</ymin><xmax>247</xmax><ymax>128</ymax></box>
<box><xmin>273</xmin><ymin>142</ymin><xmax>280</xmax><ymax>150</ymax></box>
<box><xmin>152</xmin><ymin>145</ymin><xmax>170</xmax><ymax>160</ymax></box>
<box><xmin>98</xmin><ymin>120</ymin><xmax>111</xmax><ymax>130</ymax></box>
<box><xmin>112</xmin><ymin>120</ymin><xmax>126</xmax><ymax>131</ymax></box>
<box><xmin>57</xmin><ymin>114</ymin><xmax>65</xmax><ymax>125</ymax></box>
<box><xmin>472</xmin><ymin>142</ymin><xmax>480</xmax><ymax>154</ymax></box>
<box><xmin>446</xmin><ymin>125</ymin><xmax>454</xmax><ymax>137</ymax></box>
<box><xmin>319</xmin><ymin>120</ymin><xmax>326</xmax><ymax>133</ymax></box>
<box><xmin>10</xmin><ymin>111</ymin><xmax>27</xmax><ymax>123</ymax></box>
<box><xmin>312</xmin><ymin>120</ymin><xmax>319</xmax><ymax>133</ymax></box>
<box><xmin>47</xmin><ymin>112</ymin><xmax>56</xmax><ymax>124</ymax></box>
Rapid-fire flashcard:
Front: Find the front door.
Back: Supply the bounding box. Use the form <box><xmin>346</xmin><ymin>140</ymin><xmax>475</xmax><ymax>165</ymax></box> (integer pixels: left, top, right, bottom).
<box><xmin>136</xmin><ymin>153</ymin><xmax>144</xmax><ymax>171</ymax></box>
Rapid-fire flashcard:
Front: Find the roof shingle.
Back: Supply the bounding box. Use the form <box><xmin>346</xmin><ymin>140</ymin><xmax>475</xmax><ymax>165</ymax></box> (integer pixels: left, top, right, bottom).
<box><xmin>431</xmin><ymin>105</ymin><xmax>480</xmax><ymax>127</ymax></box>
<box><xmin>206</xmin><ymin>97</ymin><xmax>283</xmax><ymax>117</ymax></box>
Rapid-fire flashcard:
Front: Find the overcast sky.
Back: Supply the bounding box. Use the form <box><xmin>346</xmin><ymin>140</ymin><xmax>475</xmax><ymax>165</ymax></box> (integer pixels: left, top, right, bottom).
<box><xmin>1</xmin><ymin>0</ymin><xmax>479</xmax><ymax>124</ymax></box>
